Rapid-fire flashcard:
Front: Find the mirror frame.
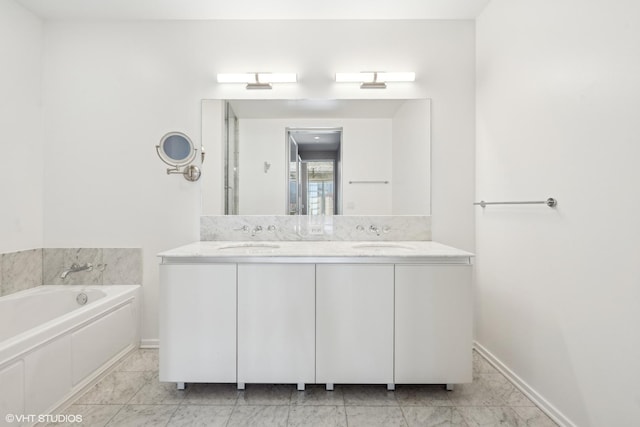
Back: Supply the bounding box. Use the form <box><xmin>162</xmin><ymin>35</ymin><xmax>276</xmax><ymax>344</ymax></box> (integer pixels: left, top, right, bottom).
<box><xmin>157</xmin><ymin>131</ymin><xmax>197</xmax><ymax>167</ymax></box>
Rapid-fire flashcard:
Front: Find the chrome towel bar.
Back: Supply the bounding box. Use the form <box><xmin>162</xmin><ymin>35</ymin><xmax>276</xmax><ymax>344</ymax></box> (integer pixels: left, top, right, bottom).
<box><xmin>474</xmin><ymin>198</ymin><xmax>557</xmax><ymax>208</ymax></box>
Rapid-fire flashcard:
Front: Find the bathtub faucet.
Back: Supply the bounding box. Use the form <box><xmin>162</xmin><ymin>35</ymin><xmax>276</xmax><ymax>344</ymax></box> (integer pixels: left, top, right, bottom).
<box><xmin>60</xmin><ymin>263</ymin><xmax>93</xmax><ymax>279</ymax></box>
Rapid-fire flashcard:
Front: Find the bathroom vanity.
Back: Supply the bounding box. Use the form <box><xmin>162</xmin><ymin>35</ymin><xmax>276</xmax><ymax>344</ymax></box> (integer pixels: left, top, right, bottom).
<box><xmin>158</xmin><ymin>241</ymin><xmax>473</xmax><ymax>390</ymax></box>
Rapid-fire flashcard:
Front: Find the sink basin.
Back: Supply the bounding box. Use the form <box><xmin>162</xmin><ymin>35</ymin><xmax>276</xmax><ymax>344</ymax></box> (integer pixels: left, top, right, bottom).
<box><xmin>352</xmin><ymin>243</ymin><xmax>415</xmax><ymax>250</ymax></box>
<box><xmin>218</xmin><ymin>243</ymin><xmax>281</xmax><ymax>250</ymax></box>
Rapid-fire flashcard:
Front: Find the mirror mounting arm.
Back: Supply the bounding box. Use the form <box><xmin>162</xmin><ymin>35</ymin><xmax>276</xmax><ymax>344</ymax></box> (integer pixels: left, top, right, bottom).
<box><xmin>156</xmin><ymin>132</ymin><xmax>202</xmax><ymax>182</ymax></box>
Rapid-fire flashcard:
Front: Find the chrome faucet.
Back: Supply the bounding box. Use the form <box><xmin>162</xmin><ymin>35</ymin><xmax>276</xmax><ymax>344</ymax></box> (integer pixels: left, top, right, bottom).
<box><xmin>369</xmin><ymin>225</ymin><xmax>380</xmax><ymax>236</ymax></box>
<box><xmin>60</xmin><ymin>263</ymin><xmax>93</xmax><ymax>279</ymax></box>
<box><xmin>251</xmin><ymin>226</ymin><xmax>263</xmax><ymax>237</ymax></box>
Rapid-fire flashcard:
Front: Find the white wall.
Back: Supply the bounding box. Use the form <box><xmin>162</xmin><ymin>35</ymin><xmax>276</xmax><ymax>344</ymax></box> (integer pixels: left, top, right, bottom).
<box><xmin>476</xmin><ymin>1</ymin><xmax>640</xmax><ymax>426</ymax></box>
<box><xmin>392</xmin><ymin>99</ymin><xmax>431</xmax><ymax>215</ymax></box>
<box><xmin>42</xmin><ymin>20</ymin><xmax>475</xmax><ymax>341</ymax></box>
<box><xmin>340</xmin><ymin>119</ymin><xmax>392</xmax><ymax>215</ymax></box>
<box><xmin>237</xmin><ymin>119</ymin><xmax>288</xmax><ymax>215</ymax></box>
<box><xmin>0</xmin><ymin>0</ymin><xmax>43</xmax><ymax>253</ymax></box>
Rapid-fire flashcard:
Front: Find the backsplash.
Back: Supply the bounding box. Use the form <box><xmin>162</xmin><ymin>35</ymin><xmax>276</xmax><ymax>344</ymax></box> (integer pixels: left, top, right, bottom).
<box><xmin>201</xmin><ymin>215</ymin><xmax>431</xmax><ymax>241</ymax></box>
<box><xmin>43</xmin><ymin>248</ymin><xmax>143</xmax><ymax>286</ymax></box>
<box><xmin>0</xmin><ymin>248</ymin><xmax>142</xmax><ymax>297</ymax></box>
<box><xmin>0</xmin><ymin>249</ymin><xmax>43</xmax><ymax>296</ymax></box>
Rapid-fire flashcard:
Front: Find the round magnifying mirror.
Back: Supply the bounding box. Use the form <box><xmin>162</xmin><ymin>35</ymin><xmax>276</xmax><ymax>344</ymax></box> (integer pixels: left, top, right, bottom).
<box><xmin>157</xmin><ymin>132</ymin><xmax>197</xmax><ymax>167</ymax></box>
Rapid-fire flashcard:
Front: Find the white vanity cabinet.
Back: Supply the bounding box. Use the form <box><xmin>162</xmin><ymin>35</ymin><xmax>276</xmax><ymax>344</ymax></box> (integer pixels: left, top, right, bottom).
<box><xmin>394</xmin><ymin>265</ymin><xmax>472</xmax><ymax>384</ymax></box>
<box><xmin>159</xmin><ymin>240</ymin><xmax>474</xmax><ymax>389</ymax></box>
<box><xmin>316</xmin><ymin>264</ymin><xmax>394</xmax><ymax>385</ymax></box>
<box><xmin>237</xmin><ymin>264</ymin><xmax>315</xmax><ymax>386</ymax></box>
<box><xmin>159</xmin><ymin>264</ymin><xmax>237</xmax><ymax>384</ymax></box>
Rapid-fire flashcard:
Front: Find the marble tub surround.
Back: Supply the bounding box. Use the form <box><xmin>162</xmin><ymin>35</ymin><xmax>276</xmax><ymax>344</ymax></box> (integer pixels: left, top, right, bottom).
<box><xmin>44</xmin><ymin>248</ymin><xmax>143</xmax><ymax>285</ymax></box>
<box><xmin>0</xmin><ymin>248</ymin><xmax>43</xmax><ymax>296</ymax></box>
<box><xmin>159</xmin><ymin>240</ymin><xmax>472</xmax><ymax>263</ymax></box>
<box><xmin>200</xmin><ymin>215</ymin><xmax>431</xmax><ymax>241</ymax></box>
<box><xmin>43</xmin><ymin>248</ymin><xmax>104</xmax><ymax>286</ymax></box>
<box><xmin>0</xmin><ymin>247</ymin><xmax>142</xmax><ymax>296</ymax></box>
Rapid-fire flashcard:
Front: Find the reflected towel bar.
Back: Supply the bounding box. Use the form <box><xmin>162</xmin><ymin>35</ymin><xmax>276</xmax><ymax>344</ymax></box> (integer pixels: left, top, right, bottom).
<box><xmin>349</xmin><ymin>180</ymin><xmax>389</xmax><ymax>184</ymax></box>
<box><xmin>474</xmin><ymin>198</ymin><xmax>557</xmax><ymax>208</ymax></box>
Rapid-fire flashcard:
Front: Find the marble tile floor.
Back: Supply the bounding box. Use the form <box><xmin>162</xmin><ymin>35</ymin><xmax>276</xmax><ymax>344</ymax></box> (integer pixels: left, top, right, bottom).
<box><xmin>44</xmin><ymin>349</ymin><xmax>558</xmax><ymax>427</ymax></box>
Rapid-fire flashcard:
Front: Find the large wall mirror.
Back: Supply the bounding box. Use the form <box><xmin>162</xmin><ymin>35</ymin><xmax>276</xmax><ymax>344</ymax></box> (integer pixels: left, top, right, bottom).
<box><xmin>201</xmin><ymin>99</ymin><xmax>431</xmax><ymax>216</ymax></box>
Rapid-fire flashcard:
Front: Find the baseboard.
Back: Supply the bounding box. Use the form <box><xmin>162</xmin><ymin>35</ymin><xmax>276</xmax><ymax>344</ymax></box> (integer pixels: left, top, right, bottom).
<box><xmin>140</xmin><ymin>338</ymin><xmax>159</xmax><ymax>349</ymax></box>
<box><xmin>473</xmin><ymin>341</ymin><xmax>576</xmax><ymax>427</ymax></box>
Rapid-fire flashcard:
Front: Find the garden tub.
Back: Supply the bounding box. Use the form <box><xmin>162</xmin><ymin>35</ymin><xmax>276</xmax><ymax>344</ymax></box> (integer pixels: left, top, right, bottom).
<box><xmin>0</xmin><ymin>285</ymin><xmax>140</xmax><ymax>423</ymax></box>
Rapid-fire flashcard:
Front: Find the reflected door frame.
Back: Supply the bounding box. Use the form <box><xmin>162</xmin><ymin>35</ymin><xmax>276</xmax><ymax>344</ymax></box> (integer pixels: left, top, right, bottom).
<box><xmin>286</xmin><ymin>127</ymin><xmax>343</xmax><ymax>216</ymax></box>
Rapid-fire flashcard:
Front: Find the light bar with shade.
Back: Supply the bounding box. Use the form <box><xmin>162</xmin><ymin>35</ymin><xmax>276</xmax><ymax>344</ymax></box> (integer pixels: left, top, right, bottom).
<box><xmin>335</xmin><ymin>71</ymin><xmax>415</xmax><ymax>89</ymax></box>
<box><xmin>216</xmin><ymin>72</ymin><xmax>297</xmax><ymax>90</ymax></box>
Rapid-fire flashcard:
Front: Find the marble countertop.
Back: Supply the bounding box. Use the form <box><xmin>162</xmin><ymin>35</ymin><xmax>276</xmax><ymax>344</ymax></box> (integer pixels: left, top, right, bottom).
<box><xmin>158</xmin><ymin>241</ymin><xmax>474</xmax><ymax>264</ymax></box>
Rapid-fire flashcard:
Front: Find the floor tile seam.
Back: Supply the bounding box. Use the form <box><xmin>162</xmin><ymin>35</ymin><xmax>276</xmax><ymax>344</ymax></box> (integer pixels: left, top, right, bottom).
<box><xmin>397</xmin><ymin>403</ymin><xmax>456</xmax><ymax>407</ymax></box>
<box><xmin>288</xmin><ymin>402</ymin><xmax>347</xmax><ymax>407</ymax></box>
<box><xmin>451</xmin><ymin>392</ymin><xmax>510</xmax><ymax>406</ymax></box>
<box><xmin>403</xmin><ymin>406</ymin><xmax>459</xmax><ymax>426</ymax></box>
<box><xmin>288</xmin><ymin>403</ymin><xmax>344</xmax><ymax>408</ymax></box>
<box><xmin>223</xmin><ymin>403</ymin><xmax>237</xmax><ymax>427</ymax></box>
<box><xmin>449</xmin><ymin>407</ymin><xmax>471</xmax><ymax>427</ymax></box>
<box><xmin>285</xmin><ymin>400</ymin><xmax>291</xmax><ymax>427</ymax></box>
<box><xmin>452</xmin><ymin>405</ymin><xmax>529</xmax><ymax>409</ymax></box>
<box><xmin>510</xmin><ymin>407</ymin><xmax>559</xmax><ymax>427</ymax></box>
<box><xmin>397</xmin><ymin>404</ymin><xmax>413</xmax><ymax>427</ymax></box>
<box><xmin>236</xmin><ymin>403</ymin><xmax>291</xmax><ymax>407</ymax></box>
<box><xmin>236</xmin><ymin>401</ymin><xmax>293</xmax><ymax>406</ymax></box>
<box><xmin>120</xmin><ymin>403</ymin><xmax>180</xmax><ymax>406</ymax></box>
<box><xmin>178</xmin><ymin>401</ymin><xmax>239</xmax><ymax>406</ymax></box>
<box><xmin>161</xmin><ymin>404</ymin><xmax>184</xmax><ymax>427</ymax></box>
<box><xmin>72</xmin><ymin>403</ymin><xmax>122</xmax><ymax>427</ymax></box>
<box><xmin>343</xmin><ymin>403</ymin><xmax>401</xmax><ymax>407</ymax></box>
<box><xmin>123</xmin><ymin>376</ymin><xmax>153</xmax><ymax>406</ymax></box>
<box><xmin>224</xmin><ymin>404</ymin><xmax>292</xmax><ymax>427</ymax></box>
<box><xmin>103</xmin><ymin>403</ymin><xmax>127</xmax><ymax>427</ymax></box>
<box><xmin>453</xmin><ymin>405</ymin><xmax>551</xmax><ymax>427</ymax></box>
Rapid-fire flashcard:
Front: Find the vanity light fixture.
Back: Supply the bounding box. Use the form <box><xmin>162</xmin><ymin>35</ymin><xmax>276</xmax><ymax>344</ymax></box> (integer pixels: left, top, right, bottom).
<box><xmin>335</xmin><ymin>71</ymin><xmax>416</xmax><ymax>89</ymax></box>
<box><xmin>216</xmin><ymin>72</ymin><xmax>297</xmax><ymax>90</ymax></box>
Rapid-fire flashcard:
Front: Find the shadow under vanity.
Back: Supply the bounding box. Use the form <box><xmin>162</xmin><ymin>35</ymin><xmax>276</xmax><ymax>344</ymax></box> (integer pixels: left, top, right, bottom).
<box><xmin>158</xmin><ymin>220</ymin><xmax>473</xmax><ymax>392</ymax></box>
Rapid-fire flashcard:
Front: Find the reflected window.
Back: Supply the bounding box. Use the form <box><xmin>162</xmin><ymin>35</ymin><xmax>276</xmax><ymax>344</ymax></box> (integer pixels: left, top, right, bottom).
<box><xmin>304</xmin><ymin>161</ymin><xmax>335</xmax><ymax>216</ymax></box>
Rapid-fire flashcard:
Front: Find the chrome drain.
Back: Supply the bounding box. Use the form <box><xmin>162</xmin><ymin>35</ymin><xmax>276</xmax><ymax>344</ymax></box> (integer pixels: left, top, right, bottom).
<box><xmin>76</xmin><ymin>292</ymin><xmax>88</xmax><ymax>305</ymax></box>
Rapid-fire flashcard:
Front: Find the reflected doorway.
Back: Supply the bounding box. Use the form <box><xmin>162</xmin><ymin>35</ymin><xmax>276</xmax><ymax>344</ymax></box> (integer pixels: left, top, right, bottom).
<box><xmin>287</xmin><ymin>128</ymin><xmax>342</xmax><ymax>215</ymax></box>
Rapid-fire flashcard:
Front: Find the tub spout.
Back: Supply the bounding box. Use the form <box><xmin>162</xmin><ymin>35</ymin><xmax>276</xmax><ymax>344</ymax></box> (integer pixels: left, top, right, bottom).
<box><xmin>61</xmin><ymin>263</ymin><xmax>93</xmax><ymax>279</ymax></box>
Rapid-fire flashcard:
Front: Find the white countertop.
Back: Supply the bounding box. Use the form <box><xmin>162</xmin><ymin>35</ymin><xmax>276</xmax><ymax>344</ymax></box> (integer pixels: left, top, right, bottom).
<box><xmin>158</xmin><ymin>241</ymin><xmax>474</xmax><ymax>264</ymax></box>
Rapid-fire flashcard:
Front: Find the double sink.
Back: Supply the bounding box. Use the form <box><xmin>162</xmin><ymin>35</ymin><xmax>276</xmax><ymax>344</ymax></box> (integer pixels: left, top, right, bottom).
<box><xmin>218</xmin><ymin>242</ymin><xmax>416</xmax><ymax>251</ymax></box>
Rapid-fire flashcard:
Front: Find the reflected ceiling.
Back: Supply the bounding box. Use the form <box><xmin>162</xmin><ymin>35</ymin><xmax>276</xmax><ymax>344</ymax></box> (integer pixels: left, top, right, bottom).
<box><xmin>228</xmin><ymin>99</ymin><xmax>407</xmax><ymax>119</ymax></box>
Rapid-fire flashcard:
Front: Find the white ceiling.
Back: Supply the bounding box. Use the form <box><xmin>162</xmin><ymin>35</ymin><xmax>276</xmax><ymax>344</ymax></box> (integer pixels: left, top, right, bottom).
<box><xmin>16</xmin><ymin>0</ymin><xmax>491</xmax><ymax>20</ymax></box>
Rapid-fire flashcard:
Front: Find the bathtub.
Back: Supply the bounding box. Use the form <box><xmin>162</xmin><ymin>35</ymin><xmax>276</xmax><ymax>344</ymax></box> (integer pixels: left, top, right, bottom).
<box><xmin>0</xmin><ymin>285</ymin><xmax>140</xmax><ymax>424</ymax></box>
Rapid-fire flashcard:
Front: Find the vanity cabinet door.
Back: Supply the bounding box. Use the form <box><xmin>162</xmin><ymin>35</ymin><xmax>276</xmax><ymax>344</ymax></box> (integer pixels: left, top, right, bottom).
<box><xmin>394</xmin><ymin>265</ymin><xmax>472</xmax><ymax>384</ymax></box>
<box><xmin>237</xmin><ymin>264</ymin><xmax>315</xmax><ymax>384</ymax></box>
<box><xmin>159</xmin><ymin>264</ymin><xmax>237</xmax><ymax>383</ymax></box>
<box><xmin>316</xmin><ymin>264</ymin><xmax>394</xmax><ymax>384</ymax></box>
